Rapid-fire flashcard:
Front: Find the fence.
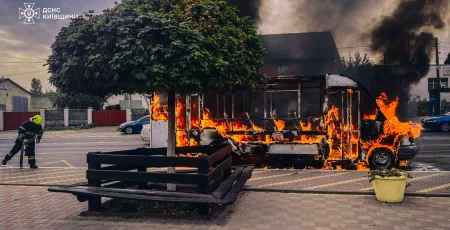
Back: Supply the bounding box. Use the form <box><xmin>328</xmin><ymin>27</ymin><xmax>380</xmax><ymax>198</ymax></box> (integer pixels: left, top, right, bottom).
<box><xmin>3</xmin><ymin>112</ymin><xmax>40</xmax><ymax>131</ymax></box>
<box><xmin>1</xmin><ymin>108</ymin><xmax>147</xmax><ymax>131</ymax></box>
<box><xmin>93</xmin><ymin>110</ymin><xmax>126</xmax><ymax>126</ymax></box>
<box><xmin>69</xmin><ymin>109</ymin><xmax>88</xmax><ymax>125</ymax></box>
<box><xmin>45</xmin><ymin>110</ymin><xmax>65</xmax><ymax>126</ymax></box>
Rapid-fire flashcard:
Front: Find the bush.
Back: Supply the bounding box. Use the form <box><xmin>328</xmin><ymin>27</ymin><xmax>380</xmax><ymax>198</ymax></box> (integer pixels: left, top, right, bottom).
<box><xmin>368</xmin><ymin>169</ymin><xmax>409</xmax><ymax>182</ymax></box>
<box><xmin>44</xmin><ymin>123</ymin><xmax>97</xmax><ymax>131</ymax></box>
<box><xmin>412</xmin><ymin>100</ymin><xmax>450</xmax><ymax>116</ymax></box>
<box><xmin>105</xmin><ymin>104</ymin><xmax>121</xmax><ymax>110</ymax></box>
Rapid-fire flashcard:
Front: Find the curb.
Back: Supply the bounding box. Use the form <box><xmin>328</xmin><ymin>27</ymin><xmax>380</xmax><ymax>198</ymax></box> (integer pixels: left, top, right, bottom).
<box><xmin>0</xmin><ymin>183</ymin><xmax>64</xmax><ymax>187</ymax></box>
<box><xmin>2</xmin><ymin>184</ymin><xmax>450</xmax><ymax>198</ymax></box>
<box><xmin>242</xmin><ymin>188</ymin><xmax>450</xmax><ymax>197</ymax></box>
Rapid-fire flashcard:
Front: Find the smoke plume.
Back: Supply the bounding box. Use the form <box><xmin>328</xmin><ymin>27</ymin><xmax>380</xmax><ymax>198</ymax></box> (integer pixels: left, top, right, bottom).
<box><xmin>241</xmin><ymin>0</ymin><xmax>450</xmax><ymax>118</ymax></box>
<box><xmin>256</xmin><ymin>0</ymin><xmax>398</xmax><ymax>46</ymax></box>
<box><xmin>370</xmin><ymin>0</ymin><xmax>447</xmax><ymax>82</ymax></box>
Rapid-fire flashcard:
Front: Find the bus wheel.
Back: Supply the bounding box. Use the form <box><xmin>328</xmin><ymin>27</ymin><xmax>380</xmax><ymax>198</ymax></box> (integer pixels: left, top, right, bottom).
<box><xmin>369</xmin><ymin>149</ymin><xmax>394</xmax><ymax>170</ymax></box>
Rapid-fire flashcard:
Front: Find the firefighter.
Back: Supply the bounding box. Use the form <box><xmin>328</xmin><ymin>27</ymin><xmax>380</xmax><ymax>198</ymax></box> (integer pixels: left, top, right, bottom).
<box><xmin>1</xmin><ymin>115</ymin><xmax>44</xmax><ymax>169</ymax></box>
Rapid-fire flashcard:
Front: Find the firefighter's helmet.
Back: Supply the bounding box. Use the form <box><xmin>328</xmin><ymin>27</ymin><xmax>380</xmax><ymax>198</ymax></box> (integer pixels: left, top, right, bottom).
<box><xmin>31</xmin><ymin>115</ymin><xmax>43</xmax><ymax>125</ymax></box>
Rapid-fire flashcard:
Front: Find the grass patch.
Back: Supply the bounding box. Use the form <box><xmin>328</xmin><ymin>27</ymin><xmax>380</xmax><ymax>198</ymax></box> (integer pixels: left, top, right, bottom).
<box><xmin>101</xmin><ymin>199</ymin><xmax>198</xmax><ymax>215</ymax></box>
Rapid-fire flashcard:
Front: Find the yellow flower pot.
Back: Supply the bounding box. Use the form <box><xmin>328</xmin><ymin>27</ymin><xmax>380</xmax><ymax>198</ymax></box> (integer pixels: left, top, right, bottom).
<box><xmin>372</xmin><ymin>175</ymin><xmax>407</xmax><ymax>203</ymax></box>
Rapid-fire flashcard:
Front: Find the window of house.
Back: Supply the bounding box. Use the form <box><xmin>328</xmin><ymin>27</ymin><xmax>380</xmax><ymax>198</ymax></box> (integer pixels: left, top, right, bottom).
<box><xmin>278</xmin><ymin>66</ymin><xmax>289</xmax><ymax>76</ymax></box>
<box><xmin>440</xmin><ymin>78</ymin><xmax>448</xmax><ymax>88</ymax></box>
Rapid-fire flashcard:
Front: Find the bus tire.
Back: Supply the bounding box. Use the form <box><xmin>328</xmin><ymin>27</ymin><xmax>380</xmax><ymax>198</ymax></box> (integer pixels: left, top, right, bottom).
<box><xmin>368</xmin><ymin>148</ymin><xmax>395</xmax><ymax>170</ymax></box>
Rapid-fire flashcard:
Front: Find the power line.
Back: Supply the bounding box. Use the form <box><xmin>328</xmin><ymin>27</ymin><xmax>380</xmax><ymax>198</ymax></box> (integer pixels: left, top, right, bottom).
<box><xmin>0</xmin><ymin>64</ymin><xmax>44</xmax><ymax>70</ymax></box>
<box><xmin>337</xmin><ymin>46</ymin><xmax>371</xmax><ymax>49</ymax></box>
<box><xmin>0</xmin><ymin>62</ymin><xmax>44</xmax><ymax>64</ymax></box>
<box><xmin>2</xmin><ymin>69</ymin><xmax>47</xmax><ymax>77</ymax></box>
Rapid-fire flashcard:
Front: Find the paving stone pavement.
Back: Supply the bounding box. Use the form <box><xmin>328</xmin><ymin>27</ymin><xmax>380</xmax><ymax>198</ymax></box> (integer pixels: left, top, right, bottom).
<box><xmin>1</xmin><ymin>185</ymin><xmax>450</xmax><ymax>230</ymax></box>
<box><xmin>2</xmin><ymin>168</ymin><xmax>450</xmax><ymax>194</ymax></box>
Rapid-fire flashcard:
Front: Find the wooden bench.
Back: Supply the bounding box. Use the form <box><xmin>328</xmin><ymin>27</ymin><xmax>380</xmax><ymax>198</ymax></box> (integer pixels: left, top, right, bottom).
<box><xmin>48</xmin><ymin>144</ymin><xmax>254</xmax><ymax>215</ymax></box>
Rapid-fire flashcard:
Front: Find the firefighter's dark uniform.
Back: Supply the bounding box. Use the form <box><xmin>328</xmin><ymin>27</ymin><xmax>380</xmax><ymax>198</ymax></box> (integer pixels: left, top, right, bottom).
<box><xmin>2</xmin><ymin>120</ymin><xmax>43</xmax><ymax>167</ymax></box>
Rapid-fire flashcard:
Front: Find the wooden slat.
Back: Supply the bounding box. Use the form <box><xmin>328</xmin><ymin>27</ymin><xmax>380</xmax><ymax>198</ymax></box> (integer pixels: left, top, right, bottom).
<box><xmin>88</xmin><ymin>150</ymin><xmax>137</xmax><ymax>155</ymax></box>
<box><xmin>87</xmin><ymin>159</ymin><xmax>101</xmax><ymax>212</ymax></box>
<box><xmin>145</xmin><ymin>145</ymin><xmax>222</xmax><ymax>155</ymax></box>
<box><xmin>87</xmin><ymin>154</ymin><xmax>208</xmax><ymax>168</ymax></box>
<box><xmin>208</xmin><ymin>173</ymin><xmax>225</xmax><ymax>194</ymax></box>
<box><xmin>222</xmin><ymin>166</ymin><xmax>255</xmax><ymax>204</ymax></box>
<box><xmin>52</xmin><ymin>186</ymin><xmax>215</xmax><ymax>199</ymax></box>
<box><xmin>49</xmin><ymin>187</ymin><xmax>223</xmax><ymax>204</ymax></box>
<box><xmin>211</xmin><ymin>166</ymin><xmax>244</xmax><ymax>199</ymax></box>
<box><xmin>208</xmin><ymin>144</ymin><xmax>232</xmax><ymax>167</ymax></box>
<box><xmin>101</xmin><ymin>165</ymin><xmax>137</xmax><ymax>171</ymax></box>
<box><xmin>208</xmin><ymin>157</ymin><xmax>232</xmax><ymax>182</ymax></box>
<box><xmin>87</xmin><ymin>170</ymin><xmax>208</xmax><ymax>185</ymax></box>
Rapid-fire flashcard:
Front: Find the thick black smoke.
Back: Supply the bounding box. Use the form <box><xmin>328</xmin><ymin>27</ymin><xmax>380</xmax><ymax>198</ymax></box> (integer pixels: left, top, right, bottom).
<box><xmin>351</xmin><ymin>0</ymin><xmax>447</xmax><ymax>119</ymax></box>
<box><xmin>370</xmin><ymin>0</ymin><xmax>445</xmax><ymax>82</ymax></box>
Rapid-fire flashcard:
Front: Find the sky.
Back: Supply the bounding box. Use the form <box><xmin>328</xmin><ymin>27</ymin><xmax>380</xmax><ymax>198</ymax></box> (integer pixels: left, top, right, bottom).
<box><xmin>0</xmin><ymin>0</ymin><xmax>449</xmax><ymax>96</ymax></box>
<box><xmin>0</xmin><ymin>0</ymin><xmax>116</xmax><ymax>91</ymax></box>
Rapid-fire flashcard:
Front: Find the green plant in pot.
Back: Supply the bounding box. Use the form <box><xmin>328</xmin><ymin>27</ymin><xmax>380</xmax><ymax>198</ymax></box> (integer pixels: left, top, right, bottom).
<box><xmin>368</xmin><ymin>169</ymin><xmax>410</xmax><ymax>203</ymax></box>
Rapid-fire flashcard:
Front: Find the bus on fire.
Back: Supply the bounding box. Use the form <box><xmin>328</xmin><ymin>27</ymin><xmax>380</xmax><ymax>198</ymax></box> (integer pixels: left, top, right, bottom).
<box><xmin>142</xmin><ymin>74</ymin><xmax>420</xmax><ymax>170</ymax></box>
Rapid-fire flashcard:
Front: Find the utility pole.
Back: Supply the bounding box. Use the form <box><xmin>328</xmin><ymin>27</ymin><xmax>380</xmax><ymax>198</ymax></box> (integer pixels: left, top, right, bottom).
<box><xmin>435</xmin><ymin>37</ymin><xmax>441</xmax><ymax>115</ymax></box>
<box><xmin>436</xmin><ymin>37</ymin><xmax>440</xmax><ymax>80</ymax></box>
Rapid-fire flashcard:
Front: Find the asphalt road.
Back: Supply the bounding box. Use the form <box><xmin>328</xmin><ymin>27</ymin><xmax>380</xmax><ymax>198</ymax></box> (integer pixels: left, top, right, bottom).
<box><xmin>0</xmin><ymin>128</ymin><xmax>146</xmax><ymax>168</ymax></box>
<box><xmin>0</xmin><ymin>127</ymin><xmax>449</xmax><ymax>170</ymax></box>
<box><xmin>411</xmin><ymin>130</ymin><xmax>450</xmax><ymax>171</ymax></box>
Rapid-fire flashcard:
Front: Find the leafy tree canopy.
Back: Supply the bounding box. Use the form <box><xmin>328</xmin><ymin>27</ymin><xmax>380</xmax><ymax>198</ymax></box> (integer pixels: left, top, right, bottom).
<box><xmin>30</xmin><ymin>78</ymin><xmax>43</xmax><ymax>96</ymax></box>
<box><xmin>46</xmin><ymin>91</ymin><xmax>107</xmax><ymax>110</ymax></box>
<box><xmin>340</xmin><ymin>52</ymin><xmax>375</xmax><ymax>73</ymax></box>
<box><xmin>47</xmin><ymin>0</ymin><xmax>266</xmax><ymax>97</ymax></box>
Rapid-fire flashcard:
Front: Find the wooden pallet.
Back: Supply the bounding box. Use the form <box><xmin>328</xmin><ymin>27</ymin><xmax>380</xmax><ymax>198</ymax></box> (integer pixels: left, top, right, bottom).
<box><xmin>48</xmin><ymin>144</ymin><xmax>254</xmax><ymax>215</ymax></box>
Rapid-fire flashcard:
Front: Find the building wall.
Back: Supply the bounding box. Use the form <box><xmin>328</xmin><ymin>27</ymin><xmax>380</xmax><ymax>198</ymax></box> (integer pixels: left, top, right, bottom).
<box><xmin>30</xmin><ymin>96</ymin><xmax>54</xmax><ymax>112</ymax></box>
<box><xmin>409</xmin><ymin>65</ymin><xmax>450</xmax><ymax>101</ymax></box>
<box><xmin>106</xmin><ymin>94</ymin><xmax>148</xmax><ymax>110</ymax></box>
<box><xmin>260</xmin><ymin>59</ymin><xmax>340</xmax><ymax>78</ymax></box>
<box><xmin>0</xmin><ymin>80</ymin><xmax>31</xmax><ymax>112</ymax></box>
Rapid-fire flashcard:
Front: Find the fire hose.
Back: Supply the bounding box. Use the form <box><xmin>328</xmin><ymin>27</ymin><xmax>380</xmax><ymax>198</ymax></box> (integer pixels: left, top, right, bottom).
<box><xmin>19</xmin><ymin>138</ymin><xmax>35</xmax><ymax>169</ymax></box>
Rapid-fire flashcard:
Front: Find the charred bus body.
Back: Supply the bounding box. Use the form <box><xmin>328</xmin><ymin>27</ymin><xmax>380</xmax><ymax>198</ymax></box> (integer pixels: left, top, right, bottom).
<box><xmin>148</xmin><ymin>74</ymin><xmax>417</xmax><ymax>169</ymax></box>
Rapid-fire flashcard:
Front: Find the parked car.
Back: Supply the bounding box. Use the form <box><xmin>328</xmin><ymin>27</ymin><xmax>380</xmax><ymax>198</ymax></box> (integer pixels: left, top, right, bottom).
<box><xmin>118</xmin><ymin>115</ymin><xmax>150</xmax><ymax>134</ymax></box>
<box><xmin>421</xmin><ymin>112</ymin><xmax>450</xmax><ymax>132</ymax></box>
<box><xmin>141</xmin><ymin>124</ymin><xmax>150</xmax><ymax>141</ymax></box>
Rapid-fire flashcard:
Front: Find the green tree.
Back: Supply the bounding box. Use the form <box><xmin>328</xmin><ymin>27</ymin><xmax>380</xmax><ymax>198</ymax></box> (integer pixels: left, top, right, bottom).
<box><xmin>46</xmin><ymin>0</ymin><xmax>265</xmax><ymax>178</ymax></box>
<box><xmin>46</xmin><ymin>91</ymin><xmax>107</xmax><ymax>110</ymax></box>
<box><xmin>30</xmin><ymin>78</ymin><xmax>43</xmax><ymax>95</ymax></box>
<box><xmin>340</xmin><ymin>52</ymin><xmax>375</xmax><ymax>73</ymax></box>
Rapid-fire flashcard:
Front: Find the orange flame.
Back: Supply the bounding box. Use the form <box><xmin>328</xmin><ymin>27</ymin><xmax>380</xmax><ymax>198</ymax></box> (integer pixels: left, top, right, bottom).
<box><xmin>300</xmin><ymin>120</ymin><xmax>312</xmax><ymax>131</ymax></box>
<box><xmin>176</xmin><ymin>131</ymin><xmax>187</xmax><ymax>147</ymax></box>
<box><xmin>324</xmin><ymin>105</ymin><xmax>343</xmax><ymax>160</ymax></box>
<box><xmin>364</xmin><ymin>114</ymin><xmax>376</xmax><ymax>120</ymax></box>
<box><xmin>274</xmin><ymin>119</ymin><xmax>285</xmax><ymax>131</ymax></box>
<box><xmin>293</xmin><ymin>135</ymin><xmax>324</xmax><ymax>144</ymax></box>
<box><xmin>355</xmin><ymin>162</ymin><xmax>370</xmax><ymax>171</ymax></box>
<box><xmin>149</xmin><ymin>94</ymin><xmax>168</xmax><ymax>120</ymax></box>
<box><xmin>362</xmin><ymin>93</ymin><xmax>423</xmax><ymax>163</ymax></box>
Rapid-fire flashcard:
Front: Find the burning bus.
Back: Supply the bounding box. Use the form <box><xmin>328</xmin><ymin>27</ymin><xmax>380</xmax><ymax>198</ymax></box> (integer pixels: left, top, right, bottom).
<box><xmin>145</xmin><ymin>74</ymin><xmax>421</xmax><ymax>170</ymax></box>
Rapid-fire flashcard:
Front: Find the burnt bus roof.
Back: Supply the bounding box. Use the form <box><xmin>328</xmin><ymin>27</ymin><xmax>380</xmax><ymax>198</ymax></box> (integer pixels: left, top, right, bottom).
<box><xmin>265</xmin><ymin>74</ymin><xmax>376</xmax><ymax>104</ymax></box>
<box><xmin>266</xmin><ymin>74</ymin><xmax>359</xmax><ymax>89</ymax></box>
